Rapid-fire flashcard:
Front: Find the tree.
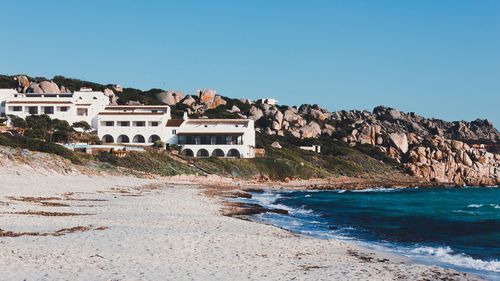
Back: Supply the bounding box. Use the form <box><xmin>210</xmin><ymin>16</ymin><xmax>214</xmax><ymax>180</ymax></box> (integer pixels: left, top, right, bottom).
<box><xmin>50</xmin><ymin>119</ymin><xmax>73</xmax><ymax>143</ymax></box>
<box><xmin>71</xmin><ymin>121</ymin><xmax>91</xmax><ymax>132</ymax></box>
<box><xmin>8</xmin><ymin>115</ymin><xmax>27</xmax><ymax>128</ymax></box>
<box><xmin>25</xmin><ymin>115</ymin><xmax>52</xmax><ymax>140</ymax></box>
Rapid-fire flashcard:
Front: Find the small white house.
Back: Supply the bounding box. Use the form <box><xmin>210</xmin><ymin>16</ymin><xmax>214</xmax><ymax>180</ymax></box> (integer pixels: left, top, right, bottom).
<box><xmin>299</xmin><ymin>145</ymin><xmax>321</xmax><ymax>153</ymax></box>
<box><xmin>258</xmin><ymin>98</ymin><xmax>279</xmax><ymax>106</ymax></box>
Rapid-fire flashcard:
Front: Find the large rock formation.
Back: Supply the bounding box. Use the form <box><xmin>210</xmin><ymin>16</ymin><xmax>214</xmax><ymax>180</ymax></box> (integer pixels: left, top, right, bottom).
<box><xmin>156</xmin><ymin>90</ymin><xmax>185</xmax><ymax>105</ymax></box>
<box><xmin>14</xmin><ymin>75</ymin><xmax>30</xmax><ymax>93</ymax></box>
<box><xmin>404</xmin><ymin>137</ymin><xmax>499</xmax><ymax>186</ymax></box>
<box><xmin>230</xmin><ymin>101</ymin><xmax>499</xmax><ymax>186</ymax></box>
<box><xmin>38</xmin><ymin>81</ymin><xmax>60</xmax><ymax>94</ymax></box>
<box><xmin>103</xmin><ymin>88</ymin><xmax>118</xmax><ymax>105</ymax></box>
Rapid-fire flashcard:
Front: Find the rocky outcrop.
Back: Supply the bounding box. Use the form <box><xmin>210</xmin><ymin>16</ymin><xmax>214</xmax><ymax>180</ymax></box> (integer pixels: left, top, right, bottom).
<box><xmin>156</xmin><ymin>91</ymin><xmax>185</xmax><ymax>105</ymax></box>
<box><xmin>38</xmin><ymin>81</ymin><xmax>60</xmax><ymax>94</ymax></box>
<box><xmin>299</xmin><ymin>121</ymin><xmax>322</xmax><ymax>139</ymax></box>
<box><xmin>28</xmin><ymin>82</ymin><xmax>44</xmax><ymax>94</ymax></box>
<box><xmin>15</xmin><ymin>75</ymin><xmax>30</xmax><ymax>93</ymax></box>
<box><xmin>404</xmin><ymin>137</ymin><xmax>499</xmax><ymax>186</ymax></box>
<box><xmin>103</xmin><ymin>88</ymin><xmax>118</xmax><ymax>105</ymax></box>
<box><xmin>271</xmin><ymin>141</ymin><xmax>282</xmax><ymax>149</ymax></box>
<box><xmin>182</xmin><ymin>96</ymin><xmax>197</xmax><ymax>107</ymax></box>
<box><xmin>230</xmin><ymin>100</ymin><xmax>498</xmax><ymax>185</ymax></box>
<box><xmin>389</xmin><ymin>133</ymin><xmax>408</xmax><ymax>154</ymax></box>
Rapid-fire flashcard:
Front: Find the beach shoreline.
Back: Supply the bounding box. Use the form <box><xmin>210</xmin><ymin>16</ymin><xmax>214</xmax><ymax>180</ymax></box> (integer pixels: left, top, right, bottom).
<box><xmin>0</xmin><ymin>158</ymin><xmax>487</xmax><ymax>281</ymax></box>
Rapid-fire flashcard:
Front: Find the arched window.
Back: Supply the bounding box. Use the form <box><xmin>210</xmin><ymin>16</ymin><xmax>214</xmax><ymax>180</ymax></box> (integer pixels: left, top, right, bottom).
<box><xmin>212</xmin><ymin>149</ymin><xmax>224</xmax><ymax>157</ymax></box>
<box><xmin>148</xmin><ymin>134</ymin><xmax>161</xmax><ymax>143</ymax></box>
<box><xmin>227</xmin><ymin>149</ymin><xmax>241</xmax><ymax>158</ymax></box>
<box><xmin>117</xmin><ymin>135</ymin><xmax>130</xmax><ymax>143</ymax></box>
<box><xmin>101</xmin><ymin>135</ymin><xmax>114</xmax><ymax>143</ymax></box>
<box><xmin>196</xmin><ymin>149</ymin><xmax>209</xmax><ymax>158</ymax></box>
<box><xmin>133</xmin><ymin>134</ymin><xmax>145</xmax><ymax>143</ymax></box>
<box><xmin>182</xmin><ymin>149</ymin><xmax>194</xmax><ymax>157</ymax></box>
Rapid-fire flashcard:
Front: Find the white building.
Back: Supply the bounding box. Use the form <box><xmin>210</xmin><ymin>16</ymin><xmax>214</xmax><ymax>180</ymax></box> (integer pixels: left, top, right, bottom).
<box><xmin>97</xmin><ymin>108</ymin><xmax>255</xmax><ymax>158</ymax></box>
<box><xmin>97</xmin><ymin>105</ymin><xmax>171</xmax><ymax>145</ymax></box>
<box><xmin>258</xmin><ymin>98</ymin><xmax>279</xmax><ymax>106</ymax></box>
<box><xmin>0</xmin><ymin>88</ymin><xmax>256</xmax><ymax>158</ymax></box>
<box><xmin>0</xmin><ymin>88</ymin><xmax>109</xmax><ymax>129</ymax></box>
<box><xmin>172</xmin><ymin>118</ymin><xmax>255</xmax><ymax>158</ymax></box>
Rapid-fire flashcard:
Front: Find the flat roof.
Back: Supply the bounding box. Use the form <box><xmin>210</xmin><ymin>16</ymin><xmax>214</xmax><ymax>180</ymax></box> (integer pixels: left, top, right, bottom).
<box><xmin>105</xmin><ymin>105</ymin><xmax>170</xmax><ymax>110</ymax></box>
<box><xmin>98</xmin><ymin>112</ymin><xmax>166</xmax><ymax>115</ymax></box>
<box><xmin>166</xmin><ymin>119</ymin><xmax>184</xmax><ymax>127</ymax></box>
<box><xmin>177</xmin><ymin>132</ymin><xmax>244</xmax><ymax>136</ymax></box>
<box><xmin>6</xmin><ymin>101</ymin><xmax>73</xmax><ymax>104</ymax></box>
<box><xmin>185</xmin><ymin>119</ymin><xmax>250</xmax><ymax>125</ymax></box>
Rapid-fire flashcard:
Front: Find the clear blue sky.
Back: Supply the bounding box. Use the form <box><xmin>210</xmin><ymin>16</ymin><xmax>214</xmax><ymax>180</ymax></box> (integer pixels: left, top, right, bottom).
<box><xmin>1</xmin><ymin>0</ymin><xmax>499</xmax><ymax>126</ymax></box>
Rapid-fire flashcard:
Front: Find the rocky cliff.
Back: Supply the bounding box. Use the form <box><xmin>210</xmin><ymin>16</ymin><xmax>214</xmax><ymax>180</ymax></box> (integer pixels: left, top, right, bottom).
<box><xmin>238</xmin><ymin>103</ymin><xmax>500</xmax><ymax>186</ymax></box>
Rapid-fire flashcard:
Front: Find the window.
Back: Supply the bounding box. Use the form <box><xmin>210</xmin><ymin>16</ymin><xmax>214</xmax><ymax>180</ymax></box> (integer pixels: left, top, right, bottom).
<box><xmin>12</xmin><ymin>106</ymin><xmax>22</xmax><ymax>112</ymax></box>
<box><xmin>134</xmin><ymin>121</ymin><xmax>145</xmax><ymax>127</ymax></box>
<box><xmin>1</xmin><ymin>101</ymin><xmax>5</xmax><ymax>106</ymax></box>
<box><xmin>77</xmin><ymin>108</ymin><xmax>88</xmax><ymax>116</ymax></box>
<box><xmin>43</xmin><ymin>107</ymin><xmax>54</xmax><ymax>114</ymax></box>
<box><xmin>118</xmin><ymin>121</ymin><xmax>130</xmax><ymax>127</ymax></box>
<box><xmin>104</xmin><ymin>121</ymin><xmax>114</xmax><ymax>126</ymax></box>
<box><xmin>150</xmin><ymin>121</ymin><xmax>159</xmax><ymax>127</ymax></box>
<box><xmin>59</xmin><ymin>106</ymin><xmax>69</xmax><ymax>112</ymax></box>
<box><xmin>172</xmin><ymin>129</ymin><xmax>177</xmax><ymax>135</ymax></box>
<box><xmin>93</xmin><ymin>97</ymin><xmax>97</xmax><ymax>100</ymax></box>
<box><xmin>28</xmin><ymin>106</ymin><xmax>38</xmax><ymax>115</ymax></box>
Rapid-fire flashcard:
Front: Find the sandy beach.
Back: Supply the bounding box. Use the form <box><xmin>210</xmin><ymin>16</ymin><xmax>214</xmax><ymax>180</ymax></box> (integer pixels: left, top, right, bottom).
<box><xmin>0</xmin><ymin>149</ymin><xmax>484</xmax><ymax>281</ymax></box>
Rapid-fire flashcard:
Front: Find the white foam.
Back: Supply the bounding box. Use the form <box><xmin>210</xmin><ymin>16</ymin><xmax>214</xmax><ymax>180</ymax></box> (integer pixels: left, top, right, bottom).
<box><xmin>489</xmin><ymin>204</ymin><xmax>500</xmax><ymax>209</ymax></box>
<box><xmin>410</xmin><ymin>246</ymin><xmax>500</xmax><ymax>273</ymax></box>
<box><xmin>351</xmin><ymin>187</ymin><xmax>399</xmax><ymax>193</ymax></box>
<box><xmin>452</xmin><ymin>210</ymin><xmax>476</xmax><ymax>214</ymax></box>
<box><xmin>467</xmin><ymin>204</ymin><xmax>483</xmax><ymax>208</ymax></box>
<box><xmin>305</xmin><ymin>194</ymin><xmax>312</xmax><ymax>198</ymax></box>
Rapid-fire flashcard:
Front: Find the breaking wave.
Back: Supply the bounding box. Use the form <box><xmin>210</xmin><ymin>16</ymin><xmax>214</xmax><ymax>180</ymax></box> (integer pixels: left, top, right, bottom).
<box><xmin>410</xmin><ymin>246</ymin><xmax>500</xmax><ymax>273</ymax></box>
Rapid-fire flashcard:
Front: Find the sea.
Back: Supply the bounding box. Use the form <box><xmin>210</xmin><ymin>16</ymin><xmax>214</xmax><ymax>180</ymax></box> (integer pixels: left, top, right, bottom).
<box><xmin>235</xmin><ymin>187</ymin><xmax>500</xmax><ymax>280</ymax></box>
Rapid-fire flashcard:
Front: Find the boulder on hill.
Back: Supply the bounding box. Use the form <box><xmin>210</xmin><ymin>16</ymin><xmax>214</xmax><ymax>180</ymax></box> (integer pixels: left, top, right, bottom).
<box><xmin>271</xmin><ymin>141</ymin><xmax>282</xmax><ymax>149</ymax></box>
<box><xmin>104</xmin><ymin>88</ymin><xmax>118</xmax><ymax>105</ymax></box>
<box><xmin>15</xmin><ymin>75</ymin><xmax>30</xmax><ymax>93</ymax></box>
<box><xmin>182</xmin><ymin>96</ymin><xmax>197</xmax><ymax>107</ymax></box>
<box><xmin>39</xmin><ymin>81</ymin><xmax>60</xmax><ymax>94</ymax></box>
<box><xmin>300</xmin><ymin>121</ymin><xmax>322</xmax><ymax>139</ymax></box>
<box><xmin>156</xmin><ymin>90</ymin><xmax>185</xmax><ymax>105</ymax></box>
<box><xmin>389</xmin><ymin>132</ymin><xmax>409</xmax><ymax>154</ymax></box>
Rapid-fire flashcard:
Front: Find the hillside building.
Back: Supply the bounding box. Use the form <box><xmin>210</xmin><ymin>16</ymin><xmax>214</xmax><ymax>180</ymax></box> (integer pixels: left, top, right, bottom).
<box><xmin>0</xmin><ymin>88</ymin><xmax>256</xmax><ymax>158</ymax></box>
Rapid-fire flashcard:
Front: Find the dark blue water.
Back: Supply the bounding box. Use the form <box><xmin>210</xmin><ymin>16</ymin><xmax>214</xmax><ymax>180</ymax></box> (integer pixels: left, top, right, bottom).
<box><xmin>238</xmin><ymin>187</ymin><xmax>500</xmax><ymax>279</ymax></box>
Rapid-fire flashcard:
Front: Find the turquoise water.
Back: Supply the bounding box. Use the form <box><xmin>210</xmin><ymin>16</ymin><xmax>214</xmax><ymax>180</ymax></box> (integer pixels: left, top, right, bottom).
<box><xmin>239</xmin><ymin>187</ymin><xmax>500</xmax><ymax>279</ymax></box>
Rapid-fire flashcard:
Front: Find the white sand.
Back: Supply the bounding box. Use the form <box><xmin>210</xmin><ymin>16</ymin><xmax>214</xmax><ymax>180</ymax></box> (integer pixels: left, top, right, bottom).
<box><xmin>0</xmin><ymin>149</ymin><xmax>483</xmax><ymax>280</ymax></box>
